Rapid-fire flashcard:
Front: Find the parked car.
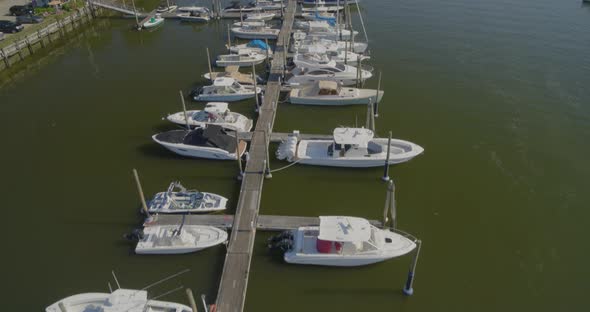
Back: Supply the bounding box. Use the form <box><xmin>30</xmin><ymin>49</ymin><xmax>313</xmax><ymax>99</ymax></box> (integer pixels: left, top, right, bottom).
<box><xmin>9</xmin><ymin>5</ymin><xmax>34</xmax><ymax>16</ymax></box>
<box><xmin>0</xmin><ymin>21</ymin><xmax>25</xmax><ymax>33</ymax></box>
<box><xmin>16</xmin><ymin>14</ymin><xmax>44</xmax><ymax>24</ymax></box>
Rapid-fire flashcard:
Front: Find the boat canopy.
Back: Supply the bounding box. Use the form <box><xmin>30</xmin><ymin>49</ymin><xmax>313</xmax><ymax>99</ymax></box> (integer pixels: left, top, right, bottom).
<box><xmin>204</xmin><ymin>102</ymin><xmax>229</xmax><ymax>113</ymax></box>
<box><xmin>318</xmin><ymin>216</ymin><xmax>371</xmax><ymax>242</ymax></box>
<box><xmin>247</xmin><ymin>39</ymin><xmax>269</xmax><ymax>50</ymax></box>
<box><xmin>333</xmin><ymin>128</ymin><xmax>374</xmax><ymax>145</ymax></box>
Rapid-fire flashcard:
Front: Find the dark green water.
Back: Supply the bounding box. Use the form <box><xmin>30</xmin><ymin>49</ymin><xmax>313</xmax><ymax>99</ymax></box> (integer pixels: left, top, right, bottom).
<box><xmin>1</xmin><ymin>0</ymin><xmax>589</xmax><ymax>310</ymax></box>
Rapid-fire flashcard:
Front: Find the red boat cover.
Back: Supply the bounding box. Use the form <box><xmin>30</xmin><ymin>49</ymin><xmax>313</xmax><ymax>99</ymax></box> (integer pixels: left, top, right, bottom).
<box><xmin>316</xmin><ymin>239</ymin><xmax>332</xmax><ymax>253</ymax></box>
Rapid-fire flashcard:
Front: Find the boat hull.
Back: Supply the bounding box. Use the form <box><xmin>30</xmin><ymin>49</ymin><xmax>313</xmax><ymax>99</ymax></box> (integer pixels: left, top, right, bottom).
<box><xmin>294</xmin><ymin>139</ymin><xmax>424</xmax><ymax>168</ymax></box>
<box><xmin>135</xmin><ymin>225</ymin><xmax>228</xmax><ymax>255</ymax></box>
<box><xmin>194</xmin><ymin>93</ymin><xmax>256</xmax><ymax>102</ymax></box>
<box><xmin>289</xmin><ymin>89</ymin><xmax>384</xmax><ymax>105</ymax></box>
<box><xmin>152</xmin><ymin>135</ymin><xmax>247</xmax><ymax>160</ymax></box>
<box><xmin>284</xmin><ymin>252</ymin><xmax>394</xmax><ymax>266</ymax></box>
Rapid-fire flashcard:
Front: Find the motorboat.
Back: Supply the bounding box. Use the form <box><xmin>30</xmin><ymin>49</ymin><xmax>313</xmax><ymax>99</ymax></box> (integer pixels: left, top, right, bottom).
<box><xmin>269</xmin><ymin>216</ymin><xmax>416</xmax><ymax>266</ymax></box>
<box><xmin>252</xmin><ymin>0</ymin><xmax>284</xmax><ymax>10</ymax></box>
<box><xmin>287</xmin><ymin>59</ymin><xmax>372</xmax><ymax>86</ymax></box>
<box><xmin>216</xmin><ymin>51</ymin><xmax>267</xmax><ymax>67</ymax></box>
<box><xmin>293</xmin><ymin>23</ymin><xmax>357</xmax><ymax>41</ymax></box>
<box><xmin>289</xmin><ymin>80</ymin><xmax>383</xmax><ymax>105</ymax></box>
<box><xmin>293</xmin><ymin>35</ymin><xmax>368</xmax><ymax>53</ymax></box>
<box><xmin>228</xmin><ymin>39</ymin><xmax>273</xmax><ymax>57</ymax></box>
<box><xmin>223</xmin><ymin>1</ymin><xmax>260</xmax><ymax>13</ymax></box>
<box><xmin>246</xmin><ymin>12</ymin><xmax>276</xmax><ymax>21</ymax></box>
<box><xmin>301</xmin><ymin>0</ymin><xmax>356</xmax><ymax>4</ymax></box>
<box><xmin>292</xmin><ymin>48</ymin><xmax>369</xmax><ymax>66</ymax></box>
<box><xmin>192</xmin><ymin>77</ymin><xmax>261</xmax><ymax>102</ymax></box>
<box><xmin>232</xmin><ymin>20</ymin><xmax>266</xmax><ymax>27</ymax></box>
<box><xmin>276</xmin><ymin>127</ymin><xmax>424</xmax><ymax>167</ymax></box>
<box><xmin>301</xmin><ymin>11</ymin><xmax>335</xmax><ymax>20</ymax></box>
<box><xmin>46</xmin><ymin>289</ymin><xmax>192</xmax><ymax>312</ymax></box>
<box><xmin>178</xmin><ymin>10</ymin><xmax>210</xmax><ymax>22</ymax></box>
<box><xmin>153</xmin><ymin>125</ymin><xmax>248</xmax><ymax>160</ymax></box>
<box><xmin>232</xmin><ymin>25</ymin><xmax>280</xmax><ymax>39</ymax></box>
<box><xmin>133</xmin><ymin>223</ymin><xmax>228</xmax><ymax>254</ymax></box>
<box><xmin>301</xmin><ymin>4</ymin><xmax>343</xmax><ymax>12</ymax></box>
<box><xmin>156</xmin><ymin>1</ymin><xmax>178</xmax><ymax>13</ymax></box>
<box><xmin>178</xmin><ymin>6</ymin><xmax>210</xmax><ymax>12</ymax></box>
<box><xmin>142</xmin><ymin>14</ymin><xmax>164</xmax><ymax>29</ymax></box>
<box><xmin>167</xmin><ymin>102</ymin><xmax>253</xmax><ymax>132</ymax></box>
<box><xmin>203</xmin><ymin>71</ymin><xmax>265</xmax><ymax>85</ymax></box>
<box><xmin>147</xmin><ymin>181</ymin><xmax>228</xmax><ymax>214</ymax></box>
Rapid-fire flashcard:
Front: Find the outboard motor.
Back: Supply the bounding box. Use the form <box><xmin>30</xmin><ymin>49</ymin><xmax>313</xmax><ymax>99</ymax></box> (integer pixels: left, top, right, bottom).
<box><xmin>124</xmin><ymin>229</ymin><xmax>145</xmax><ymax>241</ymax></box>
<box><xmin>276</xmin><ymin>132</ymin><xmax>299</xmax><ymax>162</ymax></box>
<box><xmin>267</xmin><ymin>231</ymin><xmax>294</xmax><ymax>250</ymax></box>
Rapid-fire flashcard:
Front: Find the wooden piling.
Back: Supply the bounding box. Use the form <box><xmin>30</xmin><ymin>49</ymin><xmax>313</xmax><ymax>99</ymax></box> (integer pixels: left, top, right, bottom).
<box><xmin>389</xmin><ymin>179</ymin><xmax>396</xmax><ymax>228</ymax></box>
<box><xmin>38</xmin><ymin>30</ymin><xmax>46</xmax><ymax>48</ymax></box>
<box><xmin>0</xmin><ymin>49</ymin><xmax>9</xmax><ymax>68</ymax></box>
<box><xmin>206</xmin><ymin>47</ymin><xmax>213</xmax><ymax>80</ymax></box>
<box><xmin>382</xmin><ymin>131</ymin><xmax>392</xmax><ymax>181</ymax></box>
<box><xmin>403</xmin><ymin>240</ymin><xmax>422</xmax><ymax>296</ymax></box>
<box><xmin>374</xmin><ymin>71</ymin><xmax>381</xmax><ymax>117</ymax></box>
<box><xmin>179</xmin><ymin>90</ymin><xmax>190</xmax><ymax>130</ymax></box>
<box><xmin>186</xmin><ymin>289</ymin><xmax>198</xmax><ymax>312</ymax></box>
<box><xmin>264</xmin><ymin>124</ymin><xmax>272</xmax><ymax>179</ymax></box>
<box><xmin>132</xmin><ymin>169</ymin><xmax>151</xmax><ymax>217</ymax></box>
<box><xmin>252</xmin><ymin>64</ymin><xmax>259</xmax><ymax>111</ymax></box>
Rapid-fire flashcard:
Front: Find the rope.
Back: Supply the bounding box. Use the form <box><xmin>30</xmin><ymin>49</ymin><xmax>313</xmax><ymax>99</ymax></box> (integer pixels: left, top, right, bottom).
<box><xmin>270</xmin><ymin>159</ymin><xmax>302</xmax><ymax>173</ymax></box>
<box><xmin>354</xmin><ymin>0</ymin><xmax>369</xmax><ymax>44</ymax></box>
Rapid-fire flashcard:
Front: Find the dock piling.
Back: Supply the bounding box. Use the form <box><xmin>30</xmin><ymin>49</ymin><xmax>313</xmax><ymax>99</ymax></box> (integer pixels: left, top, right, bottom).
<box><xmin>388</xmin><ymin>179</ymin><xmax>396</xmax><ymax>228</ymax></box>
<box><xmin>264</xmin><ymin>125</ymin><xmax>272</xmax><ymax>179</ymax></box>
<box><xmin>201</xmin><ymin>295</ymin><xmax>209</xmax><ymax>312</ymax></box>
<box><xmin>375</xmin><ymin>71</ymin><xmax>381</xmax><ymax>117</ymax></box>
<box><xmin>252</xmin><ymin>64</ymin><xmax>259</xmax><ymax>112</ymax></box>
<box><xmin>132</xmin><ymin>168</ymin><xmax>152</xmax><ymax>221</ymax></box>
<box><xmin>186</xmin><ymin>289</ymin><xmax>198</xmax><ymax>312</ymax></box>
<box><xmin>131</xmin><ymin>0</ymin><xmax>139</xmax><ymax>29</ymax></box>
<box><xmin>206</xmin><ymin>47</ymin><xmax>213</xmax><ymax>81</ymax></box>
<box><xmin>227</xmin><ymin>24</ymin><xmax>231</xmax><ymax>49</ymax></box>
<box><xmin>403</xmin><ymin>240</ymin><xmax>422</xmax><ymax>296</ymax></box>
<box><xmin>381</xmin><ymin>131</ymin><xmax>392</xmax><ymax>181</ymax></box>
<box><xmin>236</xmin><ymin>131</ymin><xmax>244</xmax><ymax>180</ymax></box>
<box><xmin>179</xmin><ymin>90</ymin><xmax>190</xmax><ymax>130</ymax></box>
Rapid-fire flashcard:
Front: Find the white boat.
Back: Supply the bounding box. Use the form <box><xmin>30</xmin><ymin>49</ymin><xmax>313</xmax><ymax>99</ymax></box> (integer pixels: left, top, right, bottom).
<box><xmin>289</xmin><ymin>80</ymin><xmax>383</xmax><ymax>105</ymax></box>
<box><xmin>177</xmin><ymin>6</ymin><xmax>210</xmax><ymax>13</ymax></box>
<box><xmin>193</xmin><ymin>77</ymin><xmax>261</xmax><ymax>102</ymax></box>
<box><xmin>293</xmin><ymin>35</ymin><xmax>368</xmax><ymax>54</ymax></box>
<box><xmin>167</xmin><ymin>102</ymin><xmax>253</xmax><ymax>132</ymax></box>
<box><xmin>232</xmin><ymin>20</ymin><xmax>266</xmax><ymax>27</ymax></box>
<box><xmin>276</xmin><ymin>127</ymin><xmax>424</xmax><ymax>167</ymax></box>
<box><xmin>228</xmin><ymin>40</ymin><xmax>273</xmax><ymax>57</ymax></box>
<box><xmin>270</xmin><ymin>216</ymin><xmax>416</xmax><ymax>266</ymax></box>
<box><xmin>203</xmin><ymin>71</ymin><xmax>263</xmax><ymax>85</ymax></box>
<box><xmin>301</xmin><ymin>11</ymin><xmax>335</xmax><ymax>20</ymax></box>
<box><xmin>134</xmin><ymin>224</ymin><xmax>228</xmax><ymax>254</ymax></box>
<box><xmin>142</xmin><ymin>14</ymin><xmax>165</xmax><ymax>29</ymax></box>
<box><xmin>216</xmin><ymin>51</ymin><xmax>267</xmax><ymax>67</ymax></box>
<box><xmin>246</xmin><ymin>12</ymin><xmax>276</xmax><ymax>21</ymax></box>
<box><xmin>153</xmin><ymin>125</ymin><xmax>248</xmax><ymax>160</ymax></box>
<box><xmin>301</xmin><ymin>4</ymin><xmax>343</xmax><ymax>12</ymax></box>
<box><xmin>253</xmin><ymin>0</ymin><xmax>284</xmax><ymax>10</ymax></box>
<box><xmin>293</xmin><ymin>48</ymin><xmax>369</xmax><ymax>66</ymax></box>
<box><xmin>156</xmin><ymin>4</ymin><xmax>178</xmax><ymax>13</ymax></box>
<box><xmin>46</xmin><ymin>289</ymin><xmax>192</xmax><ymax>312</ymax></box>
<box><xmin>178</xmin><ymin>11</ymin><xmax>210</xmax><ymax>22</ymax></box>
<box><xmin>287</xmin><ymin>59</ymin><xmax>372</xmax><ymax>86</ymax></box>
<box><xmin>232</xmin><ymin>25</ymin><xmax>280</xmax><ymax>39</ymax></box>
<box><xmin>293</xmin><ymin>24</ymin><xmax>357</xmax><ymax>41</ymax></box>
<box><xmin>147</xmin><ymin>181</ymin><xmax>227</xmax><ymax>214</ymax></box>
<box><xmin>223</xmin><ymin>2</ymin><xmax>260</xmax><ymax>13</ymax></box>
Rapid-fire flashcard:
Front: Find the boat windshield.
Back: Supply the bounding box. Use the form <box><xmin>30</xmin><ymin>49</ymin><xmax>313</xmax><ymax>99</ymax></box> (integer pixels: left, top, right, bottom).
<box><xmin>335</xmin><ymin>63</ymin><xmax>346</xmax><ymax>71</ymax></box>
<box><xmin>232</xmin><ymin>82</ymin><xmax>243</xmax><ymax>90</ymax></box>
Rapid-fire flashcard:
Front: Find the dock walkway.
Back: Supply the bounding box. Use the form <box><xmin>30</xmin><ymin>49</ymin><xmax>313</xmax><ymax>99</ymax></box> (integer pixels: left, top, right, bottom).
<box><xmin>213</xmin><ymin>1</ymin><xmax>297</xmax><ymax>312</ymax></box>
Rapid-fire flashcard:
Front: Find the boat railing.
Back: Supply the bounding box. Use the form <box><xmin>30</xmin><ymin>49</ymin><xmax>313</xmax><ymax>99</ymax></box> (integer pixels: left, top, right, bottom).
<box><xmin>360</xmin><ymin>64</ymin><xmax>374</xmax><ymax>73</ymax></box>
<box><xmin>390</xmin><ymin>228</ymin><xmax>419</xmax><ymax>243</ymax></box>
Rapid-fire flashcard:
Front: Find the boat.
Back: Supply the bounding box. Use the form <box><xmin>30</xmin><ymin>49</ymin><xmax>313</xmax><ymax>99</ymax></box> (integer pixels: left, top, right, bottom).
<box><xmin>223</xmin><ymin>1</ymin><xmax>259</xmax><ymax>13</ymax></box>
<box><xmin>268</xmin><ymin>216</ymin><xmax>416</xmax><ymax>266</ymax></box>
<box><xmin>301</xmin><ymin>0</ymin><xmax>357</xmax><ymax>4</ymax></box>
<box><xmin>232</xmin><ymin>25</ymin><xmax>280</xmax><ymax>39</ymax></box>
<box><xmin>301</xmin><ymin>4</ymin><xmax>343</xmax><ymax>12</ymax></box>
<box><xmin>293</xmin><ymin>35</ymin><xmax>368</xmax><ymax>53</ymax></box>
<box><xmin>232</xmin><ymin>20</ymin><xmax>267</xmax><ymax>27</ymax></box>
<box><xmin>252</xmin><ymin>0</ymin><xmax>284</xmax><ymax>10</ymax></box>
<box><xmin>228</xmin><ymin>39</ymin><xmax>273</xmax><ymax>57</ymax></box>
<box><xmin>246</xmin><ymin>12</ymin><xmax>276</xmax><ymax>21</ymax></box>
<box><xmin>46</xmin><ymin>288</ymin><xmax>193</xmax><ymax>312</ymax></box>
<box><xmin>156</xmin><ymin>1</ymin><xmax>178</xmax><ymax>13</ymax></box>
<box><xmin>142</xmin><ymin>14</ymin><xmax>165</xmax><ymax>29</ymax></box>
<box><xmin>132</xmin><ymin>223</ymin><xmax>228</xmax><ymax>254</ymax></box>
<box><xmin>177</xmin><ymin>6</ymin><xmax>210</xmax><ymax>13</ymax></box>
<box><xmin>293</xmin><ymin>22</ymin><xmax>357</xmax><ymax>40</ymax></box>
<box><xmin>166</xmin><ymin>102</ymin><xmax>253</xmax><ymax>132</ymax></box>
<box><xmin>178</xmin><ymin>11</ymin><xmax>210</xmax><ymax>22</ymax></box>
<box><xmin>147</xmin><ymin>181</ymin><xmax>227</xmax><ymax>214</ymax></box>
<box><xmin>286</xmin><ymin>58</ymin><xmax>372</xmax><ymax>86</ymax></box>
<box><xmin>203</xmin><ymin>71</ymin><xmax>265</xmax><ymax>85</ymax></box>
<box><xmin>216</xmin><ymin>51</ymin><xmax>267</xmax><ymax>67</ymax></box>
<box><xmin>301</xmin><ymin>11</ymin><xmax>335</xmax><ymax>20</ymax></box>
<box><xmin>153</xmin><ymin>125</ymin><xmax>248</xmax><ymax>160</ymax></box>
<box><xmin>192</xmin><ymin>77</ymin><xmax>261</xmax><ymax>102</ymax></box>
<box><xmin>289</xmin><ymin>80</ymin><xmax>383</xmax><ymax>105</ymax></box>
<box><xmin>292</xmin><ymin>48</ymin><xmax>369</xmax><ymax>66</ymax></box>
<box><xmin>276</xmin><ymin>127</ymin><xmax>424</xmax><ymax>167</ymax></box>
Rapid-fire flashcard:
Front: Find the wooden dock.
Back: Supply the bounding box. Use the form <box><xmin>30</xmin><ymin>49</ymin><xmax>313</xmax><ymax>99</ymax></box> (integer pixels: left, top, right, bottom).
<box><xmin>213</xmin><ymin>1</ymin><xmax>297</xmax><ymax>312</ymax></box>
<box><xmin>150</xmin><ymin>214</ymin><xmax>382</xmax><ymax>231</ymax></box>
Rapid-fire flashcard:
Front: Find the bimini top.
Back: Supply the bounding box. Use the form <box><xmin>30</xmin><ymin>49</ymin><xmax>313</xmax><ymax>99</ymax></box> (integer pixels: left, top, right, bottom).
<box><xmin>204</xmin><ymin>102</ymin><xmax>229</xmax><ymax>114</ymax></box>
<box><xmin>318</xmin><ymin>216</ymin><xmax>371</xmax><ymax>242</ymax></box>
<box><xmin>213</xmin><ymin>77</ymin><xmax>237</xmax><ymax>87</ymax></box>
<box><xmin>333</xmin><ymin>128</ymin><xmax>374</xmax><ymax>146</ymax></box>
<box><xmin>155</xmin><ymin>125</ymin><xmax>236</xmax><ymax>152</ymax></box>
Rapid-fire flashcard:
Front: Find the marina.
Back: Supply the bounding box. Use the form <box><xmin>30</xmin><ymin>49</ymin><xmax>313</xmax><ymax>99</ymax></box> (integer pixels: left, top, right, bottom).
<box><xmin>1</xmin><ymin>0</ymin><xmax>589</xmax><ymax>311</ymax></box>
